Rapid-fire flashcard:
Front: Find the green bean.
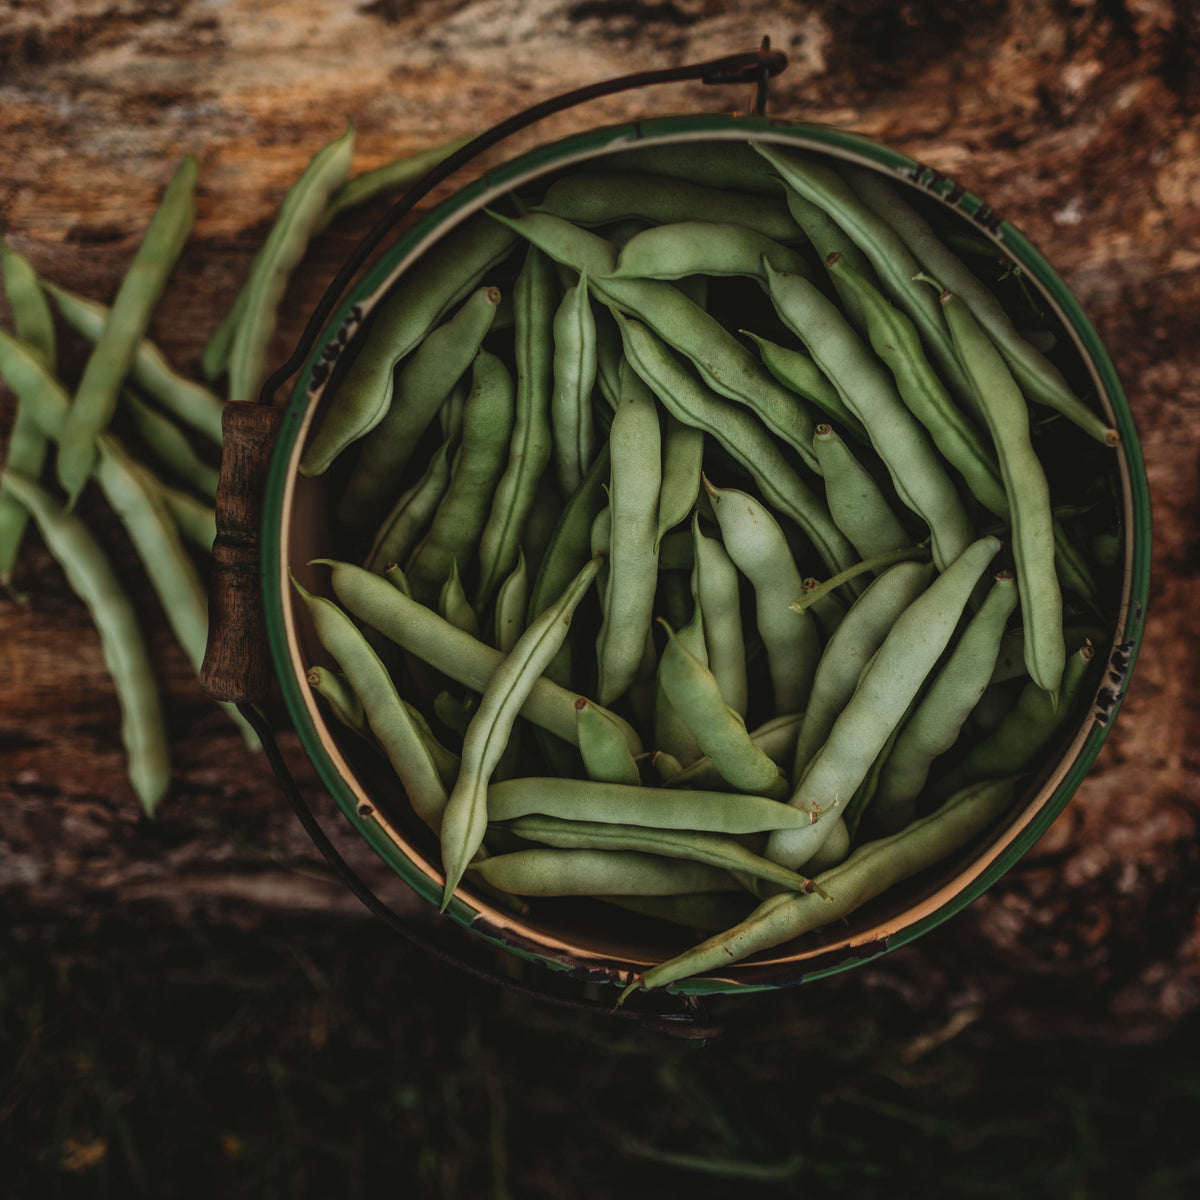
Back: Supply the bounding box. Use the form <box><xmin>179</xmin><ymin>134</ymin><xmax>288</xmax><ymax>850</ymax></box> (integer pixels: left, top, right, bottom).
<box><xmin>2</xmin><ymin>469</ymin><xmax>170</xmax><ymax>814</ymax></box>
<box><xmin>469</xmin><ymin>847</ymin><xmax>742</xmax><ymax>897</ymax></box>
<box><xmin>616</xmin><ymin>314</ymin><xmax>857</xmax><ymax>577</ymax></box>
<box><xmin>742</xmin><ymin>331</ymin><xmax>867</xmax><ymax>442</ymax></box>
<box><xmin>941</xmin><ymin>289</ymin><xmax>1064</xmax><ymax>694</ymax></box>
<box><xmin>575</xmin><ymin>697</ymin><xmax>642</xmax><ymax>786</ymax></box>
<box><xmin>593</xmin><ymin>305</ymin><xmax>624</xmax><ymax>411</ymax></box>
<box><xmin>323</xmin><ymin>557</ymin><xmax>642</xmax><ymax>753</ymax></box>
<box><xmin>705</xmin><ymin>480</ymin><xmax>821</xmax><ymax>716</ymax></box>
<box><xmin>321</xmin><ymin>133</ymin><xmax>474</xmax><ymax>224</ymax></box>
<box><xmin>439</xmin><ymin>556</ymin><xmax>601</xmax><ymax>906</ymax></box>
<box><xmin>434</xmin><ymin>690</ymin><xmax>477</xmax><ymax>741</ymax></box>
<box><xmin>775</xmin><ymin>185</ymin><xmax>881</xmax><ymax>332</ymax></box>
<box><xmin>533</xmin><ymin>172</ymin><xmax>800</xmax><ymax>241</ymax></box>
<box><xmin>841</xmin><ymin>164</ymin><xmax>1118</xmax><ymax>445</ymax></box>
<box><xmin>607</xmin><ymin>221</ymin><xmax>811</xmax><ymax>283</ymax></box>
<box><xmin>766</xmin><ymin>534</ymin><xmax>1001</xmax><ymax>871</ymax></box>
<box><xmin>488</xmin><ymin>210</ymin><xmax>824</xmax><ymax>474</ymax></box>
<box><xmin>120</xmin><ymin>389</ymin><xmax>220</xmax><ymax>499</ymax></box>
<box><xmin>226</xmin><ymin>125</ymin><xmax>356</xmax><ymax>405</ymax></box>
<box><xmin>337</xmin><ymin>283</ymin><xmax>502</xmax><ymax>533</ymax></box>
<box><xmin>654</xmin><ymin>416</ymin><xmax>703</xmax><ymax>551</ymax></box>
<box><xmin>658</xmin><ymin>620</ymin><xmax>790</xmax><ymax>799</ymax></box>
<box><xmin>930</xmin><ymin>639</ymin><xmax>1095</xmax><ymax>803</ymax></box>
<box><xmin>293</xmin><ymin>577</ymin><xmax>449</xmax><ymax>831</ymax></box>
<box><xmin>752</xmin><ymin>143</ymin><xmax>976</xmax><ymax>410</ymax></box>
<box><xmin>691</xmin><ymin>512</ymin><xmax>747</xmax><ymax>717</ymax></box>
<box><xmin>487</xmin><ymin>775</ymin><xmax>823</xmax><ymax>834</ymax></box>
<box><xmin>812</xmin><ymin>423</ymin><xmax>910</xmax><ymax>563</ymax></box>
<box><xmin>150</xmin><ymin>475</ymin><xmax>216</xmax><ymax>552</ymax></box>
<box><xmin>596</xmin><ymin>362</ymin><xmax>661</xmax><ymax>706</ymax></box>
<box><xmin>438</xmin><ymin>558</ymin><xmax>480</xmax><ymax>638</ymax></box>
<box><xmin>44</xmin><ymin>281</ymin><xmax>225</xmax><ymax>445</ymax></box>
<box><xmin>307</xmin><ymin>664</ymin><xmax>369</xmax><ymax>738</ymax></box>
<box><xmin>868</xmin><ymin>571</ymin><xmax>1020</xmax><ymax>836</ymax></box>
<box><xmin>403</xmin><ymin>700</ymin><xmax>461</xmax><ymax>791</ymax></box>
<box><xmin>0</xmin><ymin>239</ymin><xmax>56</xmax><ymax>584</ymax></box>
<box><xmin>790</xmin><ymin>560</ymin><xmax>934</xmax><ymax>784</ymax></box>
<box><xmin>799</xmin><ymin>816</ymin><xmax>850</xmax><ymax>874</ymax></box>
<box><xmin>664</xmin><ymin>712</ymin><xmax>803</xmax><ymax>792</ymax></box>
<box><xmin>363</xmin><ymin>435</ymin><xmax>454</xmax><ymax>574</ymax></box>
<box><xmin>405</xmin><ymin>350</ymin><xmax>515</xmax><ymax>605</ymax></box>
<box><xmin>549</xmin><ymin>267</ymin><xmax>598</xmax><ymax>498</ymax></box>
<box><xmin>57</xmin><ymin>156</ymin><xmax>198</xmax><ymax>506</ymax></box>
<box><xmin>788</xmin><ymin>543</ymin><xmax>931</xmax><ymax>616</ymax></box>
<box><xmin>824</xmin><ymin>254</ymin><xmax>1006</xmax><ymax>516</ymax></box>
<box><xmin>474</xmin><ymin>247</ymin><xmax>557</xmax><ymax>610</ymax></box>
<box><xmin>621</xmin><ymin>775</ymin><xmax>1018</xmax><ymax>996</ymax></box>
<box><xmin>493</xmin><ymin>548</ymin><xmax>529</xmax><ymax>653</ymax></box>
<box><xmin>654</xmin><ymin>598</ymin><xmax>706</xmax><ymax>767</ymax></box>
<box><xmin>299</xmin><ymin>211</ymin><xmax>519</xmax><ymax>476</ymax></box>
<box><xmin>765</xmin><ymin>260</ymin><xmax>973</xmax><ymax>571</ymax></box>
<box><xmin>504</xmin><ymin>814</ymin><xmax>819</xmax><ymax>895</ymax></box>
<box><xmin>438</xmin><ymin>375</ymin><xmax>469</xmax><ymax>443</ymax></box>
<box><xmin>601</xmin><ymin>142</ymin><xmax>784</xmax><ymax>194</ymax></box>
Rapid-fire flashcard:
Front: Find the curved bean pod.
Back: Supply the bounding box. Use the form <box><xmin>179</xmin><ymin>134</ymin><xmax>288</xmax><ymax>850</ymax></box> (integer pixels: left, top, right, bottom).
<box><xmin>616</xmin><ymin>314</ymin><xmax>857</xmax><ymax>577</ymax></box>
<box><xmin>226</xmin><ymin>126</ymin><xmax>355</xmax><ymax>406</ymax></box>
<box><xmin>941</xmin><ymin>290</ymin><xmax>1064</xmax><ymax>694</ymax></box>
<box><xmin>691</xmin><ymin>513</ymin><xmax>747</xmax><ymax>717</ymax></box>
<box><xmin>364</xmin><ymin>435</ymin><xmax>455</xmax><ymax>573</ymax></box>
<box><xmin>45</xmin><ymin>281</ymin><xmax>225</xmax><ymax>445</ymax></box>
<box><xmin>437</xmin><ymin>558</ymin><xmax>481</xmax><ymax>638</ymax></box>
<box><xmin>841</xmin><ymin>164</ymin><xmax>1118</xmax><ymax>445</ymax></box>
<box><xmin>657</xmin><ymin>620</ymin><xmax>790</xmax><ymax>799</ymax></box>
<box><xmin>120</xmin><ymin>389</ymin><xmax>220</xmax><ymax>499</ymax></box>
<box><xmin>2</xmin><ymin>469</ymin><xmax>170</xmax><ymax>813</ymax></box>
<box><xmin>58</xmin><ymin>156</ymin><xmax>198</xmax><ymax>506</ymax></box>
<box><xmin>475</xmin><ymin>246</ymin><xmax>557</xmax><ymax>609</ymax></box>
<box><xmin>439</xmin><ymin>556</ymin><xmax>601</xmax><ymax>906</ymax></box>
<box><xmin>595</xmin><ymin>363</ymin><xmax>661</xmax><ymax>705</ymax></box>
<box><xmin>705</xmin><ymin>480</ymin><xmax>821</xmax><ymax>716</ymax></box>
<box><xmin>752</xmin><ymin>143</ymin><xmax>975</xmax><ymax>410</ymax></box>
<box><xmin>622</xmin><ymin>775</ymin><xmax>1018</xmax><ymax>997</ymax></box>
<box><xmin>868</xmin><ymin>571</ymin><xmax>1020</xmax><ymax>836</ymax></box>
<box><xmin>307</xmin><ymin>665</ymin><xmax>368</xmax><ymax>738</ymax></box>
<box><xmin>812</xmin><ymin>423</ymin><xmax>910</xmax><ymax>562</ymax></box>
<box><xmin>550</xmin><ymin>267</ymin><xmax>598</xmax><ymax>497</ymax></box>
<box><xmin>293</xmin><ymin>578</ymin><xmax>448</xmax><ymax>831</ymax></box>
<box><xmin>533</xmin><ymin>171</ymin><xmax>800</xmax><ymax>240</ymax></box>
<box><xmin>469</xmin><ymin>847</ymin><xmax>741</xmax><ymax>897</ymax></box>
<box><xmin>764</xmin><ymin>260</ymin><xmax>974</xmax><ymax>572</ymax></box>
<box><xmin>602</xmin><ymin>142</ymin><xmax>784</xmax><ymax>194</ymax></box>
<box><xmin>742</xmin><ymin>331</ymin><xmax>867</xmax><ymax>442</ymax></box>
<box><xmin>664</xmin><ymin>712</ymin><xmax>803</xmax><ymax>792</ymax></box>
<box><xmin>504</xmin><ymin>815</ymin><xmax>818</xmax><ymax>895</ymax></box>
<box><xmin>0</xmin><ymin>241</ymin><xmax>56</xmax><ymax>583</ymax></box>
<box><xmin>654</xmin><ymin>595</ymin><xmax>706</xmax><ymax>767</ymax></box>
<box><xmin>654</xmin><ymin>415</ymin><xmax>704</xmax><ymax>551</ymax></box>
<box><xmin>487</xmin><ymin>775</ymin><xmax>822</xmax><ymax>834</ymax></box>
<box><xmin>575</xmin><ymin>697</ymin><xmax>642</xmax><ymax>787</ymax></box>
<box><xmin>766</xmin><ymin>535</ymin><xmax>1001</xmax><ymax>871</ymax></box>
<box><xmin>493</xmin><ymin>549</ymin><xmax>529</xmax><ymax>653</ymax></box>
<box><xmin>405</xmin><ymin>350</ymin><xmax>515</xmax><ymax>605</ymax></box>
<box><xmin>790</xmin><ymin>559</ymin><xmax>934</xmax><ymax>783</ymax></box>
<box><xmin>336</xmin><ymin>283</ymin><xmax>501</xmax><ymax>533</ymax></box>
<box><xmin>299</xmin><ymin>211</ymin><xmax>518</xmax><ymax>475</ymax></box>
<box><xmin>607</xmin><ymin>221</ymin><xmax>811</xmax><ymax>283</ymax></box>
<box><xmin>322</xmin><ymin>558</ymin><xmax>642</xmax><ymax>754</ymax></box>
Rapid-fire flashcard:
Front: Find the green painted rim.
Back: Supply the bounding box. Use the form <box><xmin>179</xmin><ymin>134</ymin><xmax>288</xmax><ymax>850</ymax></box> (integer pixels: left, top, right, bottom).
<box><xmin>264</xmin><ymin>111</ymin><xmax>1152</xmax><ymax>996</ymax></box>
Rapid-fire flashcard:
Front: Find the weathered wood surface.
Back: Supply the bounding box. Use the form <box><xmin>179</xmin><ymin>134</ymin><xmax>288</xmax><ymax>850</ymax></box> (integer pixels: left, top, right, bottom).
<box><xmin>2</xmin><ymin>0</ymin><xmax>1198</xmax><ymax>1039</ymax></box>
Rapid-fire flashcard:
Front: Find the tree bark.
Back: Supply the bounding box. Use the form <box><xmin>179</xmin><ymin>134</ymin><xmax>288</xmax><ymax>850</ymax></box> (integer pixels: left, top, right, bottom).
<box><xmin>2</xmin><ymin>0</ymin><xmax>1198</xmax><ymax>1042</ymax></box>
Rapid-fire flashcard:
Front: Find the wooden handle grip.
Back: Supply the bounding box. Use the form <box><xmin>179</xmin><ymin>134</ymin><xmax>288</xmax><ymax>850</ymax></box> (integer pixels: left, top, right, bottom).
<box><xmin>200</xmin><ymin>402</ymin><xmax>286</xmax><ymax>705</ymax></box>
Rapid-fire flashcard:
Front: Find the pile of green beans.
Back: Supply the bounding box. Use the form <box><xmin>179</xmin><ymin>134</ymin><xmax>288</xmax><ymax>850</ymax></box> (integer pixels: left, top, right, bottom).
<box><xmin>0</xmin><ymin>128</ymin><xmax>470</xmax><ymax>815</ymax></box>
<box><xmin>296</xmin><ymin>135</ymin><xmax>1123</xmax><ymax>994</ymax></box>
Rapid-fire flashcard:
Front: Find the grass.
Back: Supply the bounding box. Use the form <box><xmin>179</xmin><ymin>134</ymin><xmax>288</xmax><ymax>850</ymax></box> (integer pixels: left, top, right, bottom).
<box><xmin>3</xmin><ymin>911</ymin><xmax>1200</xmax><ymax>1199</ymax></box>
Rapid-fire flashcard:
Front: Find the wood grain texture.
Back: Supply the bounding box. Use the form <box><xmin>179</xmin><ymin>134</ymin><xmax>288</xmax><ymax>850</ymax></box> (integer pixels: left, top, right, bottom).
<box><xmin>2</xmin><ymin>0</ymin><xmax>1198</xmax><ymax>1038</ymax></box>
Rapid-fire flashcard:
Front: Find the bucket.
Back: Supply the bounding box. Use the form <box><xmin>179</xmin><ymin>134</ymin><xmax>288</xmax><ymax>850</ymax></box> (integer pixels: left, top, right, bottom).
<box><xmin>225</xmin><ymin>64</ymin><xmax>1149</xmax><ymax>1005</ymax></box>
